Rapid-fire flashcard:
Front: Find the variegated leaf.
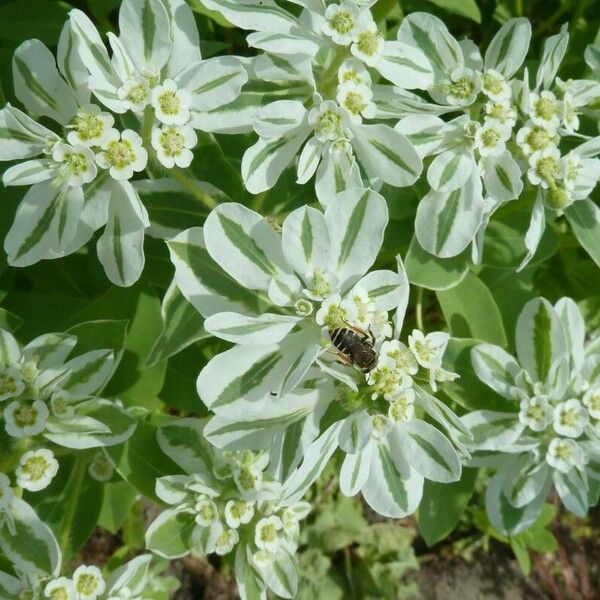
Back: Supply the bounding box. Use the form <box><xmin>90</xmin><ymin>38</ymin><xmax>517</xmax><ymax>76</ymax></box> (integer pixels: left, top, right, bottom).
<box><xmin>484</xmin><ymin>18</ymin><xmax>532</xmax><ymax>78</ymax></box>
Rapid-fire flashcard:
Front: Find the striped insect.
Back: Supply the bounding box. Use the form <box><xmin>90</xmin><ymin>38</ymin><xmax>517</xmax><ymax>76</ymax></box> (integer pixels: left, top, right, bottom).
<box><xmin>329</xmin><ymin>325</ymin><xmax>378</xmax><ymax>372</ymax></box>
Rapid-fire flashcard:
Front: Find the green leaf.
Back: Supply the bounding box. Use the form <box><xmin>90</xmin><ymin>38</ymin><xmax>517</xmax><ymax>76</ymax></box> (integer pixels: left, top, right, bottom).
<box><xmin>105</xmin><ymin>421</ymin><xmax>182</xmax><ymax>503</ymax></box>
<box><xmin>405</xmin><ymin>236</ymin><xmax>469</xmax><ymax>291</ymax></box>
<box><xmin>98</xmin><ymin>480</ymin><xmax>139</xmax><ymax>534</ymax></box>
<box><xmin>0</xmin><ymin>1</ymin><xmax>72</xmax><ymax>44</ymax></box>
<box><xmin>565</xmin><ymin>199</ymin><xmax>600</xmax><ymax>270</ymax></box>
<box><xmin>436</xmin><ymin>272</ymin><xmax>508</xmax><ymax>347</ymax></box>
<box><xmin>418</xmin><ymin>468</ymin><xmax>478</xmax><ymax>546</ymax></box>
<box><xmin>424</xmin><ymin>0</ymin><xmax>481</xmax><ymax>23</ymax></box>
<box><xmin>510</xmin><ymin>539</ymin><xmax>531</xmax><ymax>575</ymax></box>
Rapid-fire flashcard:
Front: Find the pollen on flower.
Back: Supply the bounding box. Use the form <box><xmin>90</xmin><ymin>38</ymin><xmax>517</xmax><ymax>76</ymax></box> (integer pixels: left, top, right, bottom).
<box><xmin>481</xmin><ymin>128</ymin><xmax>501</xmax><ymax>147</ymax></box>
<box><xmin>158</xmin><ymin>126</ymin><xmax>186</xmax><ymax>157</ymax></box>
<box><xmin>482</xmin><ymin>72</ymin><xmax>504</xmax><ymax>96</ymax></box>
<box><xmin>450</xmin><ymin>78</ymin><xmax>475</xmax><ymax>100</ymax></box>
<box><xmin>76</xmin><ymin>574</ymin><xmax>99</xmax><ymax>596</ymax></box>
<box><xmin>329</xmin><ymin>11</ymin><xmax>355</xmax><ymax>35</ymax></box>
<box><xmin>322</xmin><ymin>303</ymin><xmax>348</xmax><ymax>328</ymax></box>
<box><xmin>127</xmin><ymin>84</ymin><xmax>149</xmax><ymax>106</ymax></box>
<box><xmin>342</xmin><ymin>90</ymin><xmax>368</xmax><ymax>116</ymax></box>
<box><xmin>315</xmin><ymin>109</ymin><xmax>344</xmax><ymax>140</ymax></box>
<box><xmin>105</xmin><ymin>139</ymin><xmax>136</xmax><ymax>170</ymax></box>
<box><xmin>533</xmin><ymin>96</ymin><xmax>558</xmax><ymax>121</ymax></box>
<box><xmin>237</xmin><ymin>467</ymin><xmax>257</xmax><ymax>490</ymax></box>
<box><xmin>21</xmin><ymin>455</ymin><xmax>49</xmax><ymax>482</ymax></box>
<box><xmin>525</xmin><ymin>126</ymin><xmax>554</xmax><ymax>152</ymax></box>
<box><xmin>14</xmin><ymin>404</ymin><xmax>39</xmax><ymax>428</ymax></box>
<box><xmin>73</xmin><ymin>109</ymin><xmax>105</xmax><ymax>142</ymax></box>
<box><xmin>157</xmin><ymin>90</ymin><xmax>181</xmax><ymax>116</ymax></box>
<box><xmin>259</xmin><ymin>523</ymin><xmax>277</xmax><ymax>543</ymax></box>
<box><xmin>356</xmin><ymin>29</ymin><xmax>381</xmax><ymax>57</ymax></box>
<box><xmin>535</xmin><ymin>155</ymin><xmax>560</xmax><ymax>181</ymax></box>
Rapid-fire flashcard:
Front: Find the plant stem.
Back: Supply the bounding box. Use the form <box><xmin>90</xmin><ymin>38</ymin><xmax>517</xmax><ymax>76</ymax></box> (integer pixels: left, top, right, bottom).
<box><xmin>415</xmin><ymin>287</ymin><xmax>424</xmax><ymax>331</ymax></box>
<box><xmin>141</xmin><ymin>106</ymin><xmax>154</xmax><ymax>149</ymax></box>
<box><xmin>59</xmin><ymin>455</ymin><xmax>87</xmax><ymax>560</ymax></box>
<box><xmin>168</xmin><ymin>167</ymin><xmax>218</xmax><ymax>211</ymax></box>
<box><xmin>515</xmin><ymin>0</ymin><xmax>523</xmax><ymax>16</ymax></box>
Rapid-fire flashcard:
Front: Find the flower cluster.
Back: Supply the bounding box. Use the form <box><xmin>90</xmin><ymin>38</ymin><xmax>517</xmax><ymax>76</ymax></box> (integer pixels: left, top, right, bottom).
<box><xmin>462</xmin><ymin>297</ymin><xmax>600</xmax><ymax>534</ymax></box>
<box><xmin>0</xmin><ymin>326</ymin><xmax>135</xmax><ymax>449</ymax></box>
<box><xmin>0</xmin><ymin>0</ymin><xmax>247</xmax><ymax>286</ymax></box>
<box><xmin>146</xmin><ymin>420</ymin><xmax>310</xmax><ymax>599</ymax></box>
<box><xmin>169</xmin><ymin>189</ymin><xmax>468</xmax><ymax>519</ymax></box>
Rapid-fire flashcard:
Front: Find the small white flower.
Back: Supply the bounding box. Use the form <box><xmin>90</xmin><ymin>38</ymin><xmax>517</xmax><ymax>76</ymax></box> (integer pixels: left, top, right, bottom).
<box><xmin>336</xmin><ymin>81</ymin><xmax>376</xmax><ymax>123</ymax></box>
<box><xmin>379</xmin><ymin>340</ymin><xmax>418</xmax><ymax>376</ymax></box>
<box><xmin>431</xmin><ymin>367</ymin><xmax>460</xmax><ymax>390</ymax></box>
<box><xmin>527</xmin><ymin>146</ymin><xmax>563</xmax><ymax>188</ymax></box>
<box><xmin>583</xmin><ymin>386</ymin><xmax>600</xmax><ymax>420</ymax></box>
<box><xmin>151</xmin><ymin>124</ymin><xmax>197</xmax><ymax>169</ymax></box>
<box><xmin>528</xmin><ymin>90</ymin><xmax>562</xmax><ymax>130</ymax></box>
<box><xmin>233</xmin><ymin>465</ymin><xmax>263</xmax><ymax>493</ymax></box>
<box><xmin>224</xmin><ymin>500</ymin><xmax>254</xmax><ymax>528</ymax></box>
<box><xmin>519</xmin><ymin>395</ymin><xmax>553</xmax><ymax>432</ymax></box>
<box><xmin>370</xmin><ymin>413</ymin><xmax>391</xmax><ymax>439</ymax></box>
<box><xmin>316</xmin><ymin>293</ymin><xmax>358</xmax><ymax>328</ymax></box>
<box><xmin>0</xmin><ymin>366</ymin><xmax>24</xmax><ymax>402</ymax></box>
<box><xmin>67</xmin><ymin>105</ymin><xmax>115</xmax><ymax>148</ymax></box>
<box><xmin>252</xmin><ymin>549</ymin><xmax>274</xmax><ymax>569</ymax></box>
<box><xmin>4</xmin><ymin>399</ymin><xmax>49</xmax><ymax>438</ymax></box>
<box><xmin>516</xmin><ymin>121</ymin><xmax>558</xmax><ymax>156</ymax></box>
<box><xmin>562</xmin><ymin>151</ymin><xmax>600</xmax><ymax>200</ymax></box>
<box><xmin>96</xmin><ymin>129</ymin><xmax>148</xmax><ymax>180</ymax></box>
<box><xmin>553</xmin><ymin>398</ymin><xmax>589</xmax><ymax>438</ymax></box>
<box><xmin>546</xmin><ymin>437</ymin><xmax>585</xmax><ymax>473</ymax></box>
<box><xmin>52</xmin><ymin>143</ymin><xmax>97</xmax><ymax>187</ymax></box>
<box><xmin>368</xmin><ymin>355</ymin><xmax>412</xmax><ymax>400</ymax></box>
<box><xmin>561</xmin><ymin>92</ymin><xmax>580</xmax><ymax>134</ymax></box>
<box><xmin>254</xmin><ymin>516</ymin><xmax>283</xmax><ymax>552</ymax></box>
<box><xmin>0</xmin><ymin>473</ymin><xmax>14</xmax><ymax>510</ymax></box>
<box><xmin>73</xmin><ymin>565</ymin><xmax>105</xmax><ymax>600</ymax></box>
<box><xmin>50</xmin><ymin>390</ymin><xmax>76</xmax><ymax>417</ymax></box>
<box><xmin>215</xmin><ymin>527</ymin><xmax>239</xmax><ymax>555</ymax></box>
<box><xmin>151</xmin><ymin>79</ymin><xmax>192</xmax><ymax>126</ymax></box>
<box><xmin>484</xmin><ymin>100</ymin><xmax>517</xmax><ymax>126</ymax></box>
<box><xmin>444</xmin><ymin>67</ymin><xmax>482</xmax><ymax>106</ymax></box>
<box><xmin>388</xmin><ymin>388</ymin><xmax>415</xmax><ymax>422</ymax></box>
<box><xmin>308</xmin><ymin>101</ymin><xmax>349</xmax><ymax>143</ymax></box>
<box><xmin>44</xmin><ymin>577</ymin><xmax>75</xmax><ymax>600</ymax></box>
<box><xmin>117</xmin><ymin>76</ymin><xmax>151</xmax><ymax>113</ymax></box>
<box><xmin>338</xmin><ymin>58</ymin><xmax>372</xmax><ymax>86</ymax></box>
<box><xmin>481</xmin><ymin>69</ymin><xmax>511</xmax><ymax>101</ymax></box>
<box><xmin>294</xmin><ymin>298</ymin><xmax>314</xmax><ymax>317</ymax></box>
<box><xmin>408</xmin><ymin>330</ymin><xmax>449</xmax><ymax>370</ymax></box>
<box><xmin>88</xmin><ymin>451</ymin><xmax>114</xmax><ymax>482</ymax></box>
<box><xmin>474</xmin><ymin>119</ymin><xmax>511</xmax><ymax>157</ymax></box>
<box><xmin>194</xmin><ymin>497</ymin><xmax>219</xmax><ymax>527</ymax></box>
<box><xmin>347</xmin><ymin>286</ymin><xmax>375</xmax><ymax>329</ymax></box>
<box><xmin>322</xmin><ymin>2</ymin><xmax>361</xmax><ymax>46</ymax></box>
<box><xmin>15</xmin><ymin>448</ymin><xmax>58</xmax><ymax>492</ymax></box>
<box><xmin>351</xmin><ymin>22</ymin><xmax>385</xmax><ymax>67</ymax></box>
<box><xmin>371</xmin><ymin>310</ymin><xmax>393</xmax><ymax>339</ymax></box>
<box><xmin>302</xmin><ymin>268</ymin><xmax>338</xmax><ymax>301</ymax></box>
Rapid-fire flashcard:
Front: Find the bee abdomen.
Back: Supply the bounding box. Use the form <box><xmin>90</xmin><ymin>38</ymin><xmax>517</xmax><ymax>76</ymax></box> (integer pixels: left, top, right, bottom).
<box><xmin>330</xmin><ymin>327</ymin><xmax>359</xmax><ymax>353</ymax></box>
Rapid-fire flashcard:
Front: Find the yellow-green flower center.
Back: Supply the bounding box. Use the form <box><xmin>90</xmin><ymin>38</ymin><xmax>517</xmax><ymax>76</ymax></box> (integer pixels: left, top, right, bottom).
<box><xmin>316</xmin><ymin>110</ymin><xmax>343</xmax><ymax>137</ymax></box>
<box><xmin>238</xmin><ymin>467</ymin><xmax>256</xmax><ymax>490</ymax></box>
<box><xmin>0</xmin><ymin>373</ymin><xmax>18</xmax><ymax>395</ymax></box>
<box><xmin>158</xmin><ymin>91</ymin><xmax>181</xmax><ymax>116</ymax></box>
<box><xmin>535</xmin><ymin>156</ymin><xmax>559</xmax><ymax>182</ymax></box>
<box><xmin>450</xmin><ymin>78</ymin><xmax>474</xmax><ymax>100</ymax></box>
<box><xmin>534</xmin><ymin>97</ymin><xmax>557</xmax><ymax>121</ymax></box>
<box><xmin>49</xmin><ymin>589</ymin><xmax>69</xmax><ymax>600</ymax></box>
<box><xmin>342</xmin><ymin>91</ymin><xmax>367</xmax><ymax>116</ymax></box>
<box><xmin>62</xmin><ymin>151</ymin><xmax>89</xmax><ymax>176</ymax></box>
<box><xmin>482</xmin><ymin>72</ymin><xmax>504</xmax><ymax>95</ymax></box>
<box><xmin>555</xmin><ymin>443</ymin><xmax>572</xmax><ymax>461</ymax></box>
<box><xmin>260</xmin><ymin>523</ymin><xmax>277</xmax><ymax>543</ymax></box>
<box><xmin>322</xmin><ymin>304</ymin><xmax>347</xmax><ymax>328</ymax></box>
<box><xmin>22</xmin><ymin>456</ymin><xmax>49</xmax><ymax>482</ymax></box>
<box><xmin>159</xmin><ymin>127</ymin><xmax>186</xmax><ymax>156</ymax></box>
<box><xmin>330</xmin><ymin>11</ymin><xmax>354</xmax><ymax>35</ymax></box>
<box><xmin>106</xmin><ymin>140</ymin><xmax>136</xmax><ymax>169</ymax></box>
<box><xmin>14</xmin><ymin>405</ymin><xmax>38</xmax><ymax>427</ymax></box>
<box><xmin>74</xmin><ymin>111</ymin><xmax>104</xmax><ymax>141</ymax></box>
<box><xmin>356</xmin><ymin>30</ymin><xmax>381</xmax><ymax>56</ymax></box>
<box><xmin>76</xmin><ymin>574</ymin><xmax>99</xmax><ymax>596</ymax></box>
<box><xmin>481</xmin><ymin>128</ymin><xmax>501</xmax><ymax>147</ymax></box>
<box><xmin>127</xmin><ymin>84</ymin><xmax>148</xmax><ymax>105</ymax></box>
<box><xmin>559</xmin><ymin>407</ymin><xmax>579</xmax><ymax>428</ymax></box>
<box><xmin>526</xmin><ymin>126</ymin><xmax>553</xmax><ymax>151</ymax></box>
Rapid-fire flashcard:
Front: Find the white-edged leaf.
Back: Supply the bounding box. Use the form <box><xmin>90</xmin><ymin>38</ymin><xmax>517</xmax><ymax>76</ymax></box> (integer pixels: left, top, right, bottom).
<box><xmin>242</xmin><ymin>129</ymin><xmax>310</xmax><ymax>194</ymax></box>
<box><xmin>262</xmin><ymin>550</ymin><xmax>298</xmax><ymax>599</ymax></box>
<box><xmin>168</xmin><ymin>227</ymin><xmax>267</xmax><ymax>318</ymax></box>
<box><xmin>516</xmin><ymin>297</ymin><xmax>567</xmax><ymax>383</ymax></box>
<box><xmin>106</xmin><ymin>554</ymin><xmax>152</xmax><ymax>597</ymax></box>
<box><xmin>353</xmin><ymin>269</ymin><xmax>404</xmax><ymax>312</ymax></box>
<box><xmin>460</xmin><ymin>410</ymin><xmax>523</xmax><ymax>451</ymax></box>
<box><xmin>5</xmin><ymin>181</ymin><xmax>83</xmax><ymax>267</ymax></box>
<box><xmin>12</xmin><ymin>39</ymin><xmax>77</xmax><ymax>125</ymax></box>
<box><xmin>517</xmin><ymin>192</ymin><xmax>545</xmax><ymax>272</ymax></box>
<box><xmin>205</xmin><ymin>312</ymin><xmax>299</xmax><ymax>345</ymax></box>
<box><xmin>176</xmin><ymin>56</ymin><xmax>248</xmax><ymax>112</ymax></box>
<box><xmin>97</xmin><ymin>180</ymin><xmax>149</xmax><ymax>288</ymax></box>
<box><xmin>416</xmin><ymin>170</ymin><xmax>485</xmax><ymax>258</ymax></box>
<box><xmin>0</xmin><ymin>570</ymin><xmax>22</xmax><ymax>598</ymax></box>
<box><xmin>554</xmin><ymin>468</ymin><xmax>589</xmax><ymax>517</ymax></box>
<box><xmin>362</xmin><ymin>438</ymin><xmax>423</xmax><ymax>518</ymax></box>
<box><xmin>325</xmin><ymin>187</ymin><xmax>388</xmax><ymax>289</ymax></box>
<box><xmin>339</xmin><ymin>444</ymin><xmax>372</xmax><ymax>497</ymax></box>
<box><xmin>314</xmin><ymin>148</ymin><xmax>362</xmax><ymax>207</ymax></box>
<box><xmin>0</xmin><ymin>329</ymin><xmax>21</xmax><ymax>366</ymax></box>
<box><xmin>565</xmin><ymin>198</ymin><xmax>600</xmax><ymax>270</ymax></box>
<box><xmin>338</xmin><ymin>411</ymin><xmax>372</xmax><ymax>454</ymax></box>
<box><xmin>157</xmin><ymin>419</ymin><xmax>212</xmax><ymax>478</ymax></box>
<box><xmin>394</xmin><ymin>114</ymin><xmax>449</xmax><ymax>158</ymax></box>
<box><xmin>427</xmin><ymin>149</ymin><xmax>474</xmax><ymax>193</ymax></box>
<box><xmin>119</xmin><ymin>0</ymin><xmax>171</xmax><ymax>73</ymax></box>
<box><xmin>502</xmin><ymin>454</ymin><xmax>550</xmax><ymax>509</ymax></box>
<box><xmin>2</xmin><ymin>159</ymin><xmax>54</xmax><ymax>187</ymax></box>
<box><xmin>536</xmin><ymin>23</ymin><xmax>569</xmax><ymax>90</ymax></box>
<box><xmin>484</xmin><ymin>18</ymin><xmax>531</xmax><ymax>78</ymax></box>
<box><xmin>145</xmin><ymin>507</ymin><xmax>197</xmax><ymax>559</ymax></box>
<box><xmin>161</xmin><ymin>0</ymin><xmax>202</xmax><ymax>78</ymax></box>
<box><xmin>204</xmin><ymin>203</ymin><xmax>289</xmax><ymax>291</ymax></box>
<box><xmin>282</xmin><ymin>422</ymin><xmax>342</xmax><ymax>503</ymax></box>
<box><xmin>61</xmin><ymin>349</ymin><xmax>114</xmax><ymax>395</ymax></box>
<box><xmin>0</xmin><ymin>104</ymin><xmax>56</xmax><ymax>160</ymax></box>
<box><xmin>379</xmin><ymin>41</ymin><xmax>434</xmax><ymax>89</ymax></box>
<box><xmin>471</xmin><ymin>343</ymin><xmax>522</xmax><ymax>399</ymax></box>
<box><xmin>0</xmin><ymin>497</ymin><xmax>61</xmax><ymax>576</ymax></box>
<box><xmin>483</xmin><ymin>151</ymin><xmax>523</xmax><ymax>202</ymax></box>
<box><xmin>397</xmin><ymin>12</ymin><xmax>463</xmax><ymax>74</ymax></box>
<box><xmin>57</xmin><ymin>21</ymin><xmax>90</xmax><ymax>105</ymax></box>
<box><xmin>352</xmin><ymin>123</ymin><xmax>422</xmax><ymax>187</ymax></box>
<box><xmin>396</xmin><ymin>419</ymin><xmax>461</xmax><ymax>483</ymax></box>
<box><xmin>555</xmin><ymin>297</ymin><xmax>585</xmax><ymax>371</ymax></box>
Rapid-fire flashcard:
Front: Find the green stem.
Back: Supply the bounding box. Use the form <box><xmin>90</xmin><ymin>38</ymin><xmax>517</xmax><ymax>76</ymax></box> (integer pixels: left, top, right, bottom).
<box><xmin>415</xmin><ymin>287</ymin><xmax>424</xmax><ymax>332</ymax></box>
<box><xmin>570</xmin><ymin>0</ymin><xmax>589</xmax><ymax>28</ymax></box>
<box><xmin>141</xmin><ymin>106</ymin><xmax>154</xmax><ymax>149</ymax></box>
<box><xmin>59</xmin><ymin>455</ymin><xmax>87</xmax><ymax>560</ymax></box>
<box><xmin>514</xmin><ymin>0</ymin><xmax>523</xmax><ymax>16</ymax></box>
<box><xmin>168</xmin><ymin>167</ymin><xmax>218</xmax><ymax>211</ymax></box>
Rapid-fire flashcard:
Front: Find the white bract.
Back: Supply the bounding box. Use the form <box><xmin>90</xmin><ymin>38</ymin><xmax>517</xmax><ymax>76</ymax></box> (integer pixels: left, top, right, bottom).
<box><xmin>146</xmin><ymin>420</ymin><xmax>311</xmax><ymax>599</ymax></box>
<box><xmin>463</xmin><ymin>297</ymin><xmax>600</xmax><ymax>535</ymax></box>
<box><xmin>0</xmin><ymin>325</ymin><xmax>136</xmax><ymax>449</ymax></box>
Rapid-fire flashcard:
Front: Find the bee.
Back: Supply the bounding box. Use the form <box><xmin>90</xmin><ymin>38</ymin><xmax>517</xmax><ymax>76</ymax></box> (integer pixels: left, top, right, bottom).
<box><xmin>329</xmin><ymin>325</ymin><xmax>378</xmax><ymax>372</ymax></box>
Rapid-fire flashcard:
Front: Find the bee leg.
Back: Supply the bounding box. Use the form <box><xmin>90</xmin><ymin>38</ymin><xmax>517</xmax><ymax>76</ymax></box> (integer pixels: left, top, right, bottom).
<box><xmin>331</xmin><ymin>350</ymin><xmax>353</xmax><ymax>366</ymax></box>
<box><xmin>367</xmin><ymin>327</ymin><xmax>376</xmax><ymax>345</ymax></box>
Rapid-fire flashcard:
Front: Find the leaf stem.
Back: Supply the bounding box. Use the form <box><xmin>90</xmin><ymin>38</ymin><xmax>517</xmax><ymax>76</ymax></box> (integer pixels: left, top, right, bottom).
<box><xmin>141</xmin><ymin>106</ymin><xmax>155</xmax><ymax>149</ymax></box>
<box><xmin>416</xmin><ymin>286</ymin><xmax>425</xmax><ymax>331</ymax></box>
<box><xmin>59</xmin><ymin>455</ymin><xmax>87</xmax><ymax>561</ymax></box>
<box><xmin>167</xmin><ymin>167</ymin><xmax>218</xmax><ymax>211</ymax></box>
